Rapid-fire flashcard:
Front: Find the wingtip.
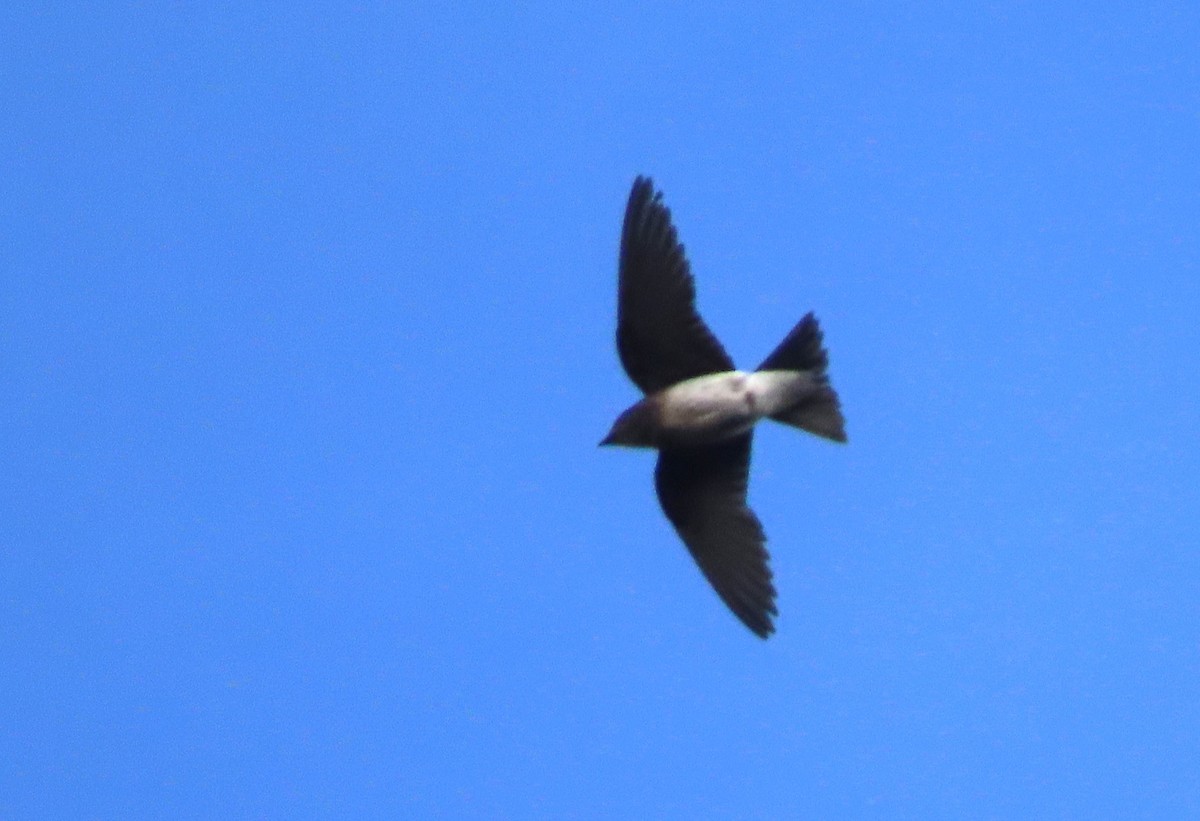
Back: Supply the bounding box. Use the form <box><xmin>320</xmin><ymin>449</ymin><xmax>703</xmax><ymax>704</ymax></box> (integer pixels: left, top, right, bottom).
<box><xmin>740</xmin><ymin>600</ymin><xmax>778</xmax><ymax>639</ymax></box>
<box><xmin>749</xmin><ymin>621</ymin><xmax>776</xmax><ymax>640</ymax></box>
<box><xmin>627</xmin><ymin>175</ymin><xmax>657</xmax><ymax>214</ymax></box>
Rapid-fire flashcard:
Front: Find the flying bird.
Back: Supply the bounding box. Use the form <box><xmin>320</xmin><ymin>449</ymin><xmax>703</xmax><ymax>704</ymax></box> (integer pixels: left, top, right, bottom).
<box><xmin>601</xmin><ymin>176</ymin><xmax>847</xmax><ymax>638</ymax></box>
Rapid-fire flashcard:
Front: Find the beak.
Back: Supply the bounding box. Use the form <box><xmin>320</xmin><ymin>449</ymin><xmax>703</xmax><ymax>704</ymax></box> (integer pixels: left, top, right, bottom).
<box><xmin>599</xmin><ymin>424</ymin><xmax>621</xmax><ymax>446</ymax></box>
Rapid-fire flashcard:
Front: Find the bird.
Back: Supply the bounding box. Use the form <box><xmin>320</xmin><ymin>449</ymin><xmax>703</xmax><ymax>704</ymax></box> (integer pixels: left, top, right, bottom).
<box><xmin>601</xmin><ymin>176</ymin><xmax>847</xmax><ymax>638</ymax></box>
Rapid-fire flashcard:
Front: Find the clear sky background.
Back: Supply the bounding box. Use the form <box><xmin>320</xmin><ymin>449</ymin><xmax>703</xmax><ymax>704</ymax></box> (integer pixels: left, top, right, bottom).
<box><xmin>4</xmin><ymin>3</ymin><xmax>1200</xmax><ymax>818</ymax></box>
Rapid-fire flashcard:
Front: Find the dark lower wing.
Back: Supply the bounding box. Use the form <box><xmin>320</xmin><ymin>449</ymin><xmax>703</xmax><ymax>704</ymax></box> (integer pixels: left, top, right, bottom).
<box><xmin>653</xmin><ymin>434</ymin><xmax>777</xmax><ymax>638</ymax></box>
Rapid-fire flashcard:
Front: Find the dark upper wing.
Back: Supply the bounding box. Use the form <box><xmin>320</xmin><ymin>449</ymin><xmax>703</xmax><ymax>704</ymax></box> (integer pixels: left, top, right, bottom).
<box><xmin>654</xmin><ymin>434</ymin><xmax>777</xmax><ymax>638</ymax></box>
<box><xmin>617</xmin><ymin>176</ymin><xmax>734</xmax><ymax>395</ymax></box>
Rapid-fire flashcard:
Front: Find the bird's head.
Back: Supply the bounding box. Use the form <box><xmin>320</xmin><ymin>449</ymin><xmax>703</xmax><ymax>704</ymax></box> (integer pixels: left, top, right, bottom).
<box><xmin>599</xmin><ymin>399</ymin><xmax>661</xmax><ymax>448</ymax></box>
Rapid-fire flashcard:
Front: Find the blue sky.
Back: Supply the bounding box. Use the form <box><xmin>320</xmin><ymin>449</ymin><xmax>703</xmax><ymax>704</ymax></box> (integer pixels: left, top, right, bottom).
<box><xmin>4</xmin><ymin>2</ymin><xmax>1199</xmax><ymax>817</ymax></box>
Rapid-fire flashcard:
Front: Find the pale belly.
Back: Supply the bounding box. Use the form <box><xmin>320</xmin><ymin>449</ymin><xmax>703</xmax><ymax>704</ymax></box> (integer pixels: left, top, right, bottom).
<box><xmin>655</xmin><ymin>370</ymin><xmax>800</xmax><ymax>445</ymax></box>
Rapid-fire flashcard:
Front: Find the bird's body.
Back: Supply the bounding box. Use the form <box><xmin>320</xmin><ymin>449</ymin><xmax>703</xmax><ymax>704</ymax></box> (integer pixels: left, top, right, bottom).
<box><xmin>602</xmin><ymin>176</ymin><xmax>847</xmax><ymax>638</ymax></box>
<box><xmin>604</xmin><ymin>370</ymin><xmax>826</xmax><ymax>449</ymax></box>
<box><xmin>656</xmin><ymin>371</ymin><xmax>764</xmax><ymax>443</ymax></box>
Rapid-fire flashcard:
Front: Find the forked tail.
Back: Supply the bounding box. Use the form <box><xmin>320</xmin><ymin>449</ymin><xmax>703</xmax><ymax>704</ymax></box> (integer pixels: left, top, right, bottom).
<box><xmin>756</xmin><ymin>312</ymin><xmax>847</xmax><ymax>443</ymax></box>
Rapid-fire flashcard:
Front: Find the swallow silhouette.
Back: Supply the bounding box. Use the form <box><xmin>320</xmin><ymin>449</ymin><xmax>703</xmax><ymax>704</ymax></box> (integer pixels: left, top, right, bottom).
<box><xmin>601</xmin><ymin>176</ymin><xmax>847</xmax><ymax>638</ymax></box>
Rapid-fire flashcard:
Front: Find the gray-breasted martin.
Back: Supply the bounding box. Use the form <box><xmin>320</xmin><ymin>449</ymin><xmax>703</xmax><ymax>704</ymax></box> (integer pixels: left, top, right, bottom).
<box><xmin>601</xmin><ymin>176</ymin><xmax>847</xmax><ymax>638</ymax></box>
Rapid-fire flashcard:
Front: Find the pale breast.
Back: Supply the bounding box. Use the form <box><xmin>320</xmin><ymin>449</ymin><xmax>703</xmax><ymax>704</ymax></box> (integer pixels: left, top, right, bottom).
<box><xmin>655</xmin><ymin>371</ymin><xmax>759</xmax><ymax>445</ymax></box>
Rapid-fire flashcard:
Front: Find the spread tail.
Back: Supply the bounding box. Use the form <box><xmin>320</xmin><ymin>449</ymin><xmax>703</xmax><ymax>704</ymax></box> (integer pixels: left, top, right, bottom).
<box><xmin>757</xmin><ymin>313</ymin><xmax>847</xmax><ymax>443</ymax></box>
